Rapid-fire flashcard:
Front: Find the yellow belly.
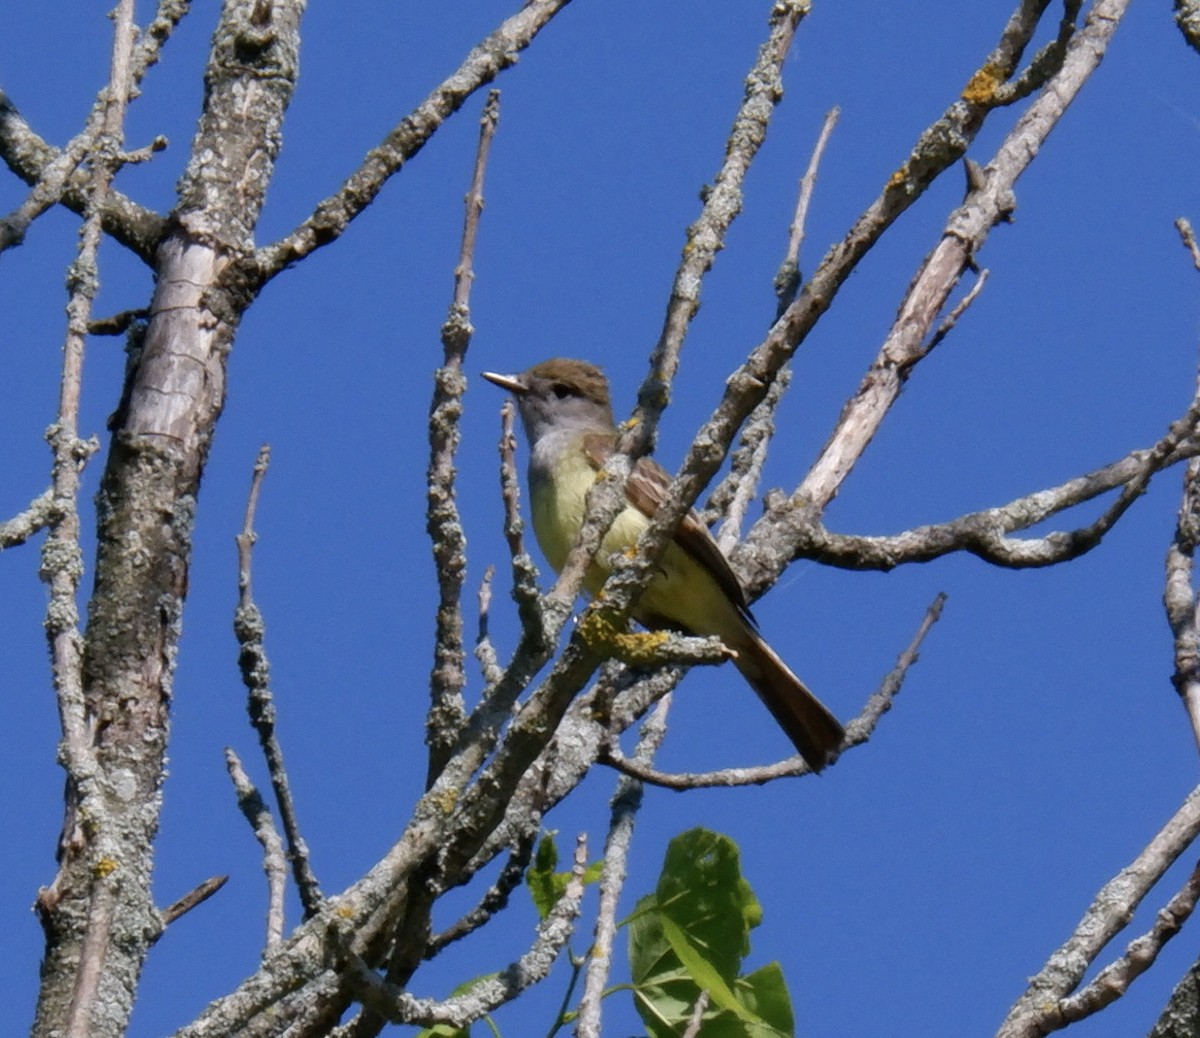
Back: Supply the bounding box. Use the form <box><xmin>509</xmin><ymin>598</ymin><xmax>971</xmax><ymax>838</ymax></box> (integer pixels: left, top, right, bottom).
<box><xmin>529</xmin><ymin>458</ymin><xmax>740</xmax><ymax>640</ymax></box>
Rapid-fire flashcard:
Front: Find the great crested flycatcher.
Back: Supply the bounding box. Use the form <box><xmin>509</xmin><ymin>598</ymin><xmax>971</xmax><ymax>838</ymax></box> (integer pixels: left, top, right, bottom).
<box><xmin>482</xmin><ymin>358</ymin><xmax>844</xmax><ymax>771</ymax></box>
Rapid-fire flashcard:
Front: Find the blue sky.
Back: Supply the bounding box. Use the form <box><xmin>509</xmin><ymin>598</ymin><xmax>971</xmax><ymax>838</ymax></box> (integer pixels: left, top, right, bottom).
<box><xmin>3</xmin><ymin>2</ymin><xmax>1200</xmax><ymax>1036</ymax></box>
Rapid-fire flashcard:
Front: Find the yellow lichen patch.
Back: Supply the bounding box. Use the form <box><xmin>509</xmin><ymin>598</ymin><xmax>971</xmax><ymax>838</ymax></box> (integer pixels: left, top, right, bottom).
<box><xmin>94</xmin><ymin>857</ymin><xmax>119</xmax><ymax>878</ymax></box>
<box><xmin>578</xmin><ymin>610</ymin><xmax>671</xmax><ymax>665</ymax></box>
<box><xmin>576</xmin><ymin>608</ymin><xmax>623</xmax><ymax>650</ymax></box>
<box><xmin>887</xmin><ymin>166</ymin><xmax>909</xmax><ymax>191</ymax></box>
<box><xmin>610</xmin><ymin>629</ymin><xmax>672</xmax><ymax>666</ymax></box>
<box><xmin>962</xmin><ymin>64</ymin><xmax>1002</xmax><ymax>104</ymax></box>
<box><xmin>429</xmin><ymin>788</ymin><xmax>458</xmax><ymax>815</ymax></box>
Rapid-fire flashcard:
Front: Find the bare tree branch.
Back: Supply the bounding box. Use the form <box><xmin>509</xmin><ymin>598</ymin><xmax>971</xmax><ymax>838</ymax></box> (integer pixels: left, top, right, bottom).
<box><xmin>426</xmin><ymin>90</ymin><xmax>501</xmax><ymax>782</ymax></box>
<box><xmin>0</xmin><ymin>488</ymin><xmax>57</xmax><ymax>551</ymax></box>
<box><xmin>793</xmin><ymin>0</ymin><xmax>1127</xmax><ymax>519</ymax></box>
<box><xmin>1176</xmin><ymin>217</ymin><xmax>1200</xmax><ymax>271</ymax></box>
<box><xmin>425</xmin><ymin>826</ymin><xmax>539</xmax><ymax>955</ymax></box>
<box><xmin>345</xmin><ymin>835</ymin><xmax>588</xmax><ymax>1028</ymax></box>
<box><xmin>0</xmin><ymin>0</ymin><xmax>189</xmax><ymax>260</ymax></box>
<box><xmin>773</xmin><ymin>104</ymin><xmax>840</xmax><ymax>315</ymax></box>
<box><xmin>0</xmin><ymin>90</ymin><xmax>165</xmax><ymax>262</ymax></box>
<box><xmin>474</xmin><ymin>565</ymin><xmax>505</xmax><ymax>688</ymax></box>
<box><xmin>225</xmin><ymin>749</ymin><xmax>288</xmax><ymax>951</ymax></box>
<box><xmin>577</xmin><ymin>697</ymin><xmax>671</xmax><ymax>1038</ymax></box>
<box><xmin>253</xmin><ymin>0</ymin><xmax>572</xmax><ymax>281</ymax></box>
<box><xmin>1052</xmin><ymin>860</ymin><xmax>1200</xmax><ymax>1029</ymax></box>
<box><xmin>233</xmin><ymin>444</ymin><xmax>323</xmax><ymax>914</ymax></box>
<box><xmin>603</xmin><ymin>593</ymin><xmax>945</xmax><ymax>789</ymax></box>
<box><xmin>599</xmin><ymin>0</ymin><xmax>1069</xmax><ymax>626</ymax></box>
<box><xmin>158</xmin><ymin>875</ymin><xmax>230</xmax><ymax>930</ymax></box>
<box><xmin>1166</xmin><ymin>458</ymin><xmax>1200</xmax><ymax>751</ymax></box>
<box><xmin>497</xmin><ymin>398</ymin><xmax>546</xmax><ymax>644</ymax></box>
<box><xmin>784</xmin><ymin>398</ymin><xmax>1200</xmax><ymax>573</ymax></box>
<box><xmin>35</xmin><ymin>3</ymin><xmax>311</xmax><ymax>1031</ymax></box>
<box><xmin>629</xmin><ymin>0</ymin><xmax>811</xmax><ymax>446</ymax></box>
<box><xmin>997</xmin><ymin>785</ymin><xmax>1200</xmax><ymax>1038</ymax></box>
<box><xmin>35</xmin><ymin>10</ymin><xmax>141</xmax><ymax>1035</ymax></box>
<box><xmin>556</xmin><ymin>0</ymin><xmax>812</xmax><ymax>646</ymax></box>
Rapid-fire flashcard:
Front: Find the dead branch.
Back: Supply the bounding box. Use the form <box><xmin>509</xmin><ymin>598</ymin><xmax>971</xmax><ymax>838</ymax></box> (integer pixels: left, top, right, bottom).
<box><xmin>426</xmin><ymin>89</ymin><xmax>501</xmax><ymax>780</ymax></box>
<box><xmin>233</xmin><ymin>444</ymin><xmax>323</xmax><ymax>915</ymax></box>
<box><xmin>253</xmin><ymin>2</ymin><xmax>571</xmax><ymax>281</ymax></box>
<box><xmin>996</xmin><ymin>784</ymin><xmax>1200</xmax><ymax>1038</ymax></box>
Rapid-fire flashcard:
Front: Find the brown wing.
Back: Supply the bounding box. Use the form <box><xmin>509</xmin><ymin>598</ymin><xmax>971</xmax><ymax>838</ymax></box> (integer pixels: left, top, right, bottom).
<box><xmin>582</xmin><ymin>432</ymin><xmax>753</xmax><ymax>621</ymax></box>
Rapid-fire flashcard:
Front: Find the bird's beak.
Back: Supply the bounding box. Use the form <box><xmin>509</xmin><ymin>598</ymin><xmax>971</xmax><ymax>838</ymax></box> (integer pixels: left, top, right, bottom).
<box><xmin>481</xmin><ymin>370</ymin><xmax>526</xmax><ymax>394</ymax></box>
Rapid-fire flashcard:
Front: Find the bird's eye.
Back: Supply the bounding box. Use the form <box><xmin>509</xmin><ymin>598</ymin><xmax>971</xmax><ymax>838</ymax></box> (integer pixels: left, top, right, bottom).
<box><xmin>551</xmin><ymin>382</ymin><xmax>575</xmax><ymax>399</ymax></box>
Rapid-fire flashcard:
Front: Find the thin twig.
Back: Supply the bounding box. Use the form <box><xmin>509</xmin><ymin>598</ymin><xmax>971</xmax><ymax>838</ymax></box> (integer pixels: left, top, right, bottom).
<box><xmin>709</xmin><ymin>107</ymin><xmax>839</xmax><ymax>541</ymax></box>
<box><xmin>253</xmin><ymin>2</ymin><xmax>570</xmax><ymax>280</ymax></box>
<box><xmin>455</xmin><ymin>90</ymin><xmax>499</xmax><ymax>310</ymax></box>
<box><xmin>225</xmin><ymin>749</ymin><xmax>287</xmax><ymax>951</ymax></box>
<box><xmin>87</xmin><ymin>307</ymin><xmax>148</xmax><ymax>336</ymax></box>
<box><xmin>602</xmin><ymin>593</ymin><xmax>946</xmax><ymax>788</ymax></box>
<box><xmin>576</xmin><ymin>697</ymin><xmax>671</xmax><ymax>1038</ymax></box>
<box><xmin>347</xmin><ymin>836</ymin><xmax>589</xmax><ymax>1028</ymax></box>
<box><xmin>475</xmin><ymin>565</ymin><xmax>505</xmax><ymax>688</ymax></box>
<box><xmin>45</xmin><ymin>0</ymin><xmax>139</xmax><ymax>791</ymax></box>
<box><xmin>233</xmin><ymin>444</ymin><xmax>324</xmax><ymax>914</ymax></box>
<box><xmin>159</xmin><ymin>875</ymin><xmax>230</xmax><ymax>929</ymax></box>
<box><xmin>780</xmin><ymin>390</ymin><xmax>1200</xmax><ymax>576</ymax></box>
<box><xmin>774</xmin><ymin>105</ymin><xmax>840</xmax><ymax>316</ymax></box>
<box><xmin>498</xmin><ymin>399</ymin><xmax>545</xmax><ymax>639</ymax></box>
<box><xmin>924</xmin><ymin>268</ymin><xmax>989</xmax><ymax>351</ymax></box>
<box><xmin>425</xmin><ymin>826</ymin><xmax>539</xmax><ymax>955</ymax></box>
<box><xmin>426</xmin><ymin>90</ymin><xmax>501</xmax><ymax>782</ymax></box>
<box><xmin>0</xmin><ymin>488</ymin><xmax>57</xmax><ymax>550</ymax></box>
<box><xmin>632</xmin><ymin>0</ymin><xmax>810</xmax><ymax>440</ymax></box>
<box><xmin>681</xmin><ymin>992</ymin><xmax>711</xmax><ymax>1038</ymax></box>
<box><xmin>712</xmin><ymin>363</ymin><xmax>791</xmax><ymax>553</ymax></box>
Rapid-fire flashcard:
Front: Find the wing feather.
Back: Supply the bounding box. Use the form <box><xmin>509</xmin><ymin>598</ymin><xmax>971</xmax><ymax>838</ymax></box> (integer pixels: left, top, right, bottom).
<box><xmin>581</xmin><ymin>432</ymin><xmax>753</xmax><ymax>623</ymax></box>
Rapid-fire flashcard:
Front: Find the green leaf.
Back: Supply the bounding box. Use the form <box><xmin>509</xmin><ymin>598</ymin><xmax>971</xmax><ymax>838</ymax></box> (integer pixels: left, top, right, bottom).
<box><xmin>656</xmin><ymin>828</ymin><xmax>759</xmax><ymax>983</ymax></box>
<box><xmin>526</xmin><ymin>833</ymin><xmax>565</xmax><ymax>920</ymax></box>
<box><xmin>733</xmin><ymin>964</ymin><xmax>794</xmax><ymax>1035</ymax></box>
<box><xmin>525</xmin><ymin>832</ymin><xmax>603</xmax><ymax>920</ymax></box>
<box><xmin>627</xmin><ymin>828</ymin><xmax>795</xmax><ymax>1038</ymax></box>
<box><xmin>659</xmin><ymin>913</ymin><xmax>755</xmax><ymax>1023</ymax></box>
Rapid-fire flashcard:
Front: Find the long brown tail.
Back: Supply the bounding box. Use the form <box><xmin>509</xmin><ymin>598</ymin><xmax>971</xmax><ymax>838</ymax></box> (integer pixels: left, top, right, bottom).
<box><xmin>730</xmin><ymin>628</ymin><xmax>844</xmax><ymax>772</ymax></box>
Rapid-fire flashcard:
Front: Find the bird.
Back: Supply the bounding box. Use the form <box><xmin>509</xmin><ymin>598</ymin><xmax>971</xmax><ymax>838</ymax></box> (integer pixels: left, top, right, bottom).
<box><xmin>481</xmin><ymin>357</ymin><xmax>844</xmax><ymax>771</ymax></box>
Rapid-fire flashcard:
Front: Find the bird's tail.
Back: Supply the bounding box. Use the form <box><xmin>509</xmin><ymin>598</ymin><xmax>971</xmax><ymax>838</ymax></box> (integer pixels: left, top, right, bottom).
<box><xmin>730</xmin><ymin>627</ymin><xmax>844</xmax><ymax>772</ymax></box>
